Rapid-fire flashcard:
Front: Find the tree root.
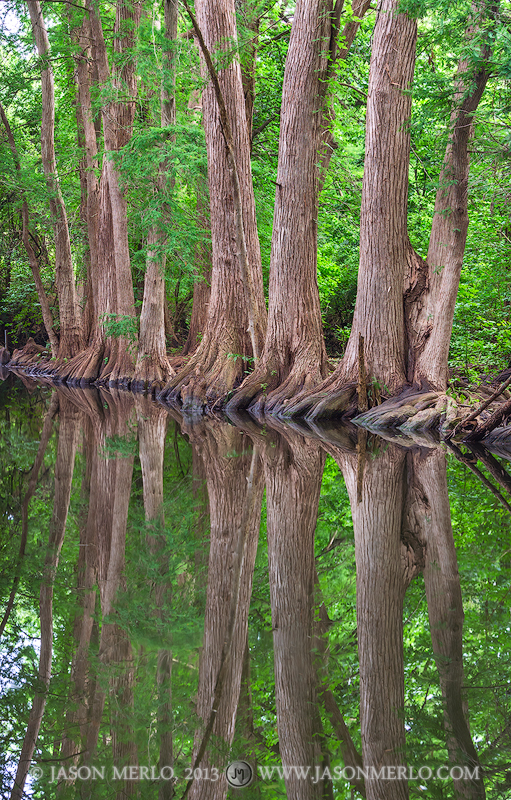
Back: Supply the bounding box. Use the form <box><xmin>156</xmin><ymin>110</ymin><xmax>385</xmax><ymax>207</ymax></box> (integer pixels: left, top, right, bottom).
<box><xmin>131</xmin><ymin>352</ymin><xmax>175</xmax><ymax>395</ymax></box>
<box><xmin>226</xmin><ymin>349</ymin><xmax>327</xmax><ymax>417</ymax></box>
<box><xmin>157</xmin><ymin>338</ymin><xmax>245</xmax><ymax>414</ymax></box>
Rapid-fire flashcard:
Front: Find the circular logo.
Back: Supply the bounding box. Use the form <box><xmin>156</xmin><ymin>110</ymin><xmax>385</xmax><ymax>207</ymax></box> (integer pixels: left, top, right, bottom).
<box><xmin>225</xmin><ymin>761</ymin><xmax>253</xmax><ymax>789</ymax></box>
<box><xmin>29</xmin><ymin>766</ymin><xmax>43</xmax><ymax>780</ymax></box>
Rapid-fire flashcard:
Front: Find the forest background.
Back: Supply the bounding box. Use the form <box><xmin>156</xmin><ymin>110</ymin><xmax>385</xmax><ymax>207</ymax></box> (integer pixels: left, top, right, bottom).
<box><xmin>1</xmin><ymin>0</ymin><xmax>511</xmax><ymax>406</ymax></box>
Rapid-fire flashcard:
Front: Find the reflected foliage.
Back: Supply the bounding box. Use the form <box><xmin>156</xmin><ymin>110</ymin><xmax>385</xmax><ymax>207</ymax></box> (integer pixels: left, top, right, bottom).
<box><xmin>0</xmin><ymin>382</ymin><xmax>510</xmax><ymax>798</ymax></box>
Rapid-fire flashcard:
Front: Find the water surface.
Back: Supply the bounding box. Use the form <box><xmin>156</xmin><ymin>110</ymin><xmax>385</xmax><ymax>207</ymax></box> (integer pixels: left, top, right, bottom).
<box><xmin>0</xmin><ymin>376</ymin><xmax>509</xmax><ymax>799</ymax></box>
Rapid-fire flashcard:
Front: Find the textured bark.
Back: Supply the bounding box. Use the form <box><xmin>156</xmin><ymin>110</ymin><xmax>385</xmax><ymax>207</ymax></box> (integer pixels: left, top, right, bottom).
<box><xmin>60</xmin><ymin>412</ymin><xmax>98</xmax><ymax>767</ymax></box>
<box><xmin>293</xmin><ymin>3</ymin><xmax>496</xmax><ymax>420</ymax></box>
<box><xmin>228</xmin><ymin>0</ymin><xmax>369</xmax><ymax>416</ymax></box>
<box><xmin>413</xmin><ymin>5</ymin><xmax>494</xmax><ymax>389</ymax></box>
<box><xmin>184</xmin><ymin>424</ymin><xmax>263</xmax><ymax>800</ymax></box>
<box><xmin>0</xmin><ymin>103</ymin><xmax>59</xmax><ymax>357</ymax></box>
<box><xmin>62</xmin><ymin>1</ymin><xmax>141</xmax><ymax>386</ymax></box>
<box><xmin>135</xmin><ymin>395</ymin><xmax>173</xmax><ymax>798</ymax></box>
<box><xmin>27</xmin><ymin>1</ymin><xmax>83</xmax><ymax>360</ymax></box>
<box><xmin>182</xmin><ymin>174</ymin><xmax>212</xmax><ymax>357</ymax></box>
<box><xmin>264</xmin><ymin>430</ymin><xmax>327</xmax><ymax>799</ymax></box>
<box><xmin>69</xmin><ymin>6</ymin><xmax>101</xmax><ymax>347</ymax></box>
<box><xmin>82</xmin><ymin>391</ymin><xmax>138</xmax><ymax>799</ymax></box>
<box><xmin>10</xmin><ymin>397</ymin><xmax>80</xmax><ymax>800</ymax></box>
<box><xmin>159</xmin><ymin>0</ymin><xmax>266</xmax><ymax>411</ymax></box>
<box><xmin>227</xmin><ymin>0</ymin><xmax>333</xmax><ymax>415</ymax></box>
<box><xmin>334</xmin><ymin>444</ymin><xmax>410</xmax><ymax>800</ymax></box>
<box><xmin>288</xmin><ymin>0</ymin><xmax>418</xmax><ymax>420</ymax></box>
<box><xmin>417</xmin><ymin>450</ymin><xmax>485</xmax><ymax>799</ymax></box>
<box><xmin>133</xmin><ymin>0</ymin><xmax>177</xmax><ymax>390</ymax></box>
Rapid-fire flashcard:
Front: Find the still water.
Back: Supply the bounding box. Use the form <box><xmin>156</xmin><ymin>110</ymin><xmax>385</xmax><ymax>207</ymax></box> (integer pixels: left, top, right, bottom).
<box><xmin>0</xmin><ymin>374</ymin><xmax>510</xmax><ymax>799</ymax></box>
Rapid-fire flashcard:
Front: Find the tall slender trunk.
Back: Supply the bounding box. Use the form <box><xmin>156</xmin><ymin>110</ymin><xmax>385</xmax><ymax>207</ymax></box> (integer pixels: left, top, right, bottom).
<box><xmin>290</xmin><ymin>0</ymin><xmax>418</xmax><ymax>420</ymax></box>
<box><xmin>412</xmin><ymin>4</ymin><xmax>495</xmax><ymax>389</ymax></box>
<box><xmin>335</xmin><ymin>443</ymin><xmax>410</xmax><ymax>800</ymax></box>
<box><xmin>27</xmin><ymin>1</ymin><xmax>83</xmax><ymax>360</ymax></box>
<box><xmin>0</xmin><ymin>103</ymin><xmax>59</xmax><ymax>357</ymax></box>
<box><xmin>133</xmin><ymin>0</ymin><xmax>176</xmax><ymax>390</ymax></box>
<box><xmin>228</xmin><ymin>0</ymin><xmax>370</xmax><ymax>416</ymax></box>
<box><xmin>185</xmin><ymin>424</ymin><xmax>263</xmax><ymax>800</ymax></box>
<box><xmin>10</xmin><ymin>397</ymin><xmax>80</xmax><ymax>800</ymax></box>
<box><xmin>159</xmin><ymin>0</ymin><xmax>266</xmax><ymax>412</ymax></box>
<box><xmin>69</xmin><ymin>6</ymin><xmax>101</xmax><ymax>349</ymax></box>
<box><xmin>65</xmin><ymin>1</ymin><xmax>141</xmax><ymax>387</ymax></box>
<box><xmin>416</xmin><ymin>450</ymin><xmax>485</xmax><ymax>799</ymax></box>
<box><xmin>263</xmin><ymin>429</ymin><xmax>327</xmax><ymax>799</ymax></box>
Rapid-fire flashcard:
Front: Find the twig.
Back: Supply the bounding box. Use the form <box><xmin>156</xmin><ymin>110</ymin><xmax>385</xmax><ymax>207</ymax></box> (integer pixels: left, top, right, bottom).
<box><xmin>451</xmin><ymin>373</ymin><xmax>511</xmax><ymax>437</ymax></box>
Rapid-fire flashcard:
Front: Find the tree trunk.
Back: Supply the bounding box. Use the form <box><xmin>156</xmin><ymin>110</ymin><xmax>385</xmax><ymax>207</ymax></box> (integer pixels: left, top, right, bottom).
<box><xmin>291</xmin><ymin>3</ymin><xmax>495</xmax><ymax>420</ymax></box>
<box><xmin>412</xmin><ymin>6</ymin><xmax>494</xmax><ymax>389</ymax></box>
<box><xmin>10</xmin><ymin>397</ymin><xmax>80</xmax><ymax>800</ymax></box>
<box><xmin>182</xmin><ymin>172</ymin><xmax>212</xmax><ymax>357</ymax></box>
<box><xmin>133</xmin><ymin>0</ymin><xmax>177</xmax><ymax>391</ymax></box>
<box><xmin>416</xmin><ymin>449</ymin><xmax>485</xmax><ymax>799</ymax></box>
<box><xmin>27</xmin><ymin>1</ymin><xmax>83</xmax><ymax>360</ymax></box>
<box><xmin>334</xmin><ymin>443</ymin><xmax>410</xmax><ymax>800</ymax></box>
<box><xmin>263</xmin><ymin>429</ymin><xmax>327</xmax><ymax>799</ymax></box>
<box><xmin>0</xmin><ymin>103</ymin><xmax>59</xmax><ymax>358</ymax></box>
<box><xmin>159</xmin><ymin>0</ymin><xmax>266</xmax><ymax>412</ymax></box>
<box><xmin>184</xmin><ymin>423</ymin><xmax>263</xmax><ymax>800</ymax></box>
<box><xmin>289</xmin><ymin>0</ymin><xmax>418</xmax><ymax>420</ymax></box>
<box><xmin>228</xmin><ymin>0</ymin><xmax>370</xmax><ymax>416</ymax></box>
<box><xmin>69</xmin><ymin>5</ymin><xmax>101</xmax><ymax>350</ymax></box>
<box><xmin>63</xmin><ymin>1</ymin><xmax>140</xmax><ymax>386</ymax></box>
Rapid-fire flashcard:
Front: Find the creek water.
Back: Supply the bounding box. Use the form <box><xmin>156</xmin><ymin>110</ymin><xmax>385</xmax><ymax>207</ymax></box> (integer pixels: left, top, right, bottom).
<box><xmin>0</xmin><ymin>374</ymin><xmax>510</xmax><ymax>800</ymax></box>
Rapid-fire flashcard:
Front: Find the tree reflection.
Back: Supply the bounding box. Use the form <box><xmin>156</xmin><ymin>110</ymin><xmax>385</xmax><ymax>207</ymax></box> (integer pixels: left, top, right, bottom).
<box><xmin>180</xmin><ymin>420</ymin><xmax>264</xmax><ymax>800</ymax></box>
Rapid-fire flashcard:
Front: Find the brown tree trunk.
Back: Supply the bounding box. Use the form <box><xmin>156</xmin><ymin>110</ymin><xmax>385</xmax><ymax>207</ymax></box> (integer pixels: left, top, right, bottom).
<box><xmin>68</xmin><ymin>5</ymin><xmax>101</xmax><ymax>351</ymax></box>
<box><xmin>228</xmin><ymin>0</ymin><xmax>369</xmax><ymax>416</ymax></box>
<box><xmin>334</xmin><ymin>442</ymin><xmax>412</xmax><ymax>800</ymax></box>
<box><xmin>159</xmin><ymin>0</ymin><xmax>266</xmax><ymax>412</ymax></box>
<box><xmin>27</xmin><ymin>1</ymin><xmax>83</xmax><ymax>360</ymax></box>
<box><xmin>133</xmin><ymin>0</ymin><xmax>176</xmax><ymax>390</ymax></box>
<box><xmin>293</xmin><ymin>3</ymin><xmax>496</xmax><ymax>420</ymax></box>
<box><xmin>289</xmin><ymin>0</ymin><xmax>418</xmax><ymax>420</ymax></box>
<box><xmin>416</xmin><ymin>449</ymin><xmax>485</xmax><ymax>799</ymax></box>
<box><xmin>60</xmin><ymin>412</ymin><xmax>98</xmax><ymax>767</ymax></box>
<box><xmin>82</xmin><ymin>391</ymin><xmax>138</xmax><ymax>797</ymax></box>
<box><xmin>413</xmin><ymin>6</ymin><xmax>494</xmax><ymax>389</ymax></box>
<box><xmin>63</xmin><ymin>1</ymin><xmax>140</xmax><ymax>387</ymax></box>
<box><xmin>182</xmin><ymin>173</ymin><xmax>212</xmax><ymax>357</ymax></box>
<box><xmin>263</xmin><ymin>429</ymin><xmax>327</xmax><ymax>799</ymax></box>
<box><xmin>10</xmin><ymin>397</ymin><xmax>80</xmax><ymax>800</ymax></box>
<box><xmin>0</xmin><ymin>103</ymin><xmax>59</xmax><ymax>358</ymax></box>
<box><xmin>184</xmin><ymin>423</ymin><xmax>263</xmax><ymax>800</ymax></box>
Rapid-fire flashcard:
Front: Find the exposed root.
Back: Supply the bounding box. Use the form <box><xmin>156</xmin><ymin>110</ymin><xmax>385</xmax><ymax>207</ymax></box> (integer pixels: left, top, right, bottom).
<box><xmin>354</xmin><ymin>391</ymin><xmax>439</xmax><ymax>431</ymax></box>
<box><xmin>131</xmin><ymin>352</ymin><xmax>175</xmax><ymax>394</ymax></box>
<box><xmin>52</xmin><ymin>339</ymin><xmax>105</xmax><ymax>386</ymax></box>
<box><xmin>157</xmin><ymin>337</ymin><xmax>246</xmax><ymax>414</ymax></box>
<box><xmin>226</xmin><ymin>348</ymin><xmax>327</xmax><ymax>417</ymax></box>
